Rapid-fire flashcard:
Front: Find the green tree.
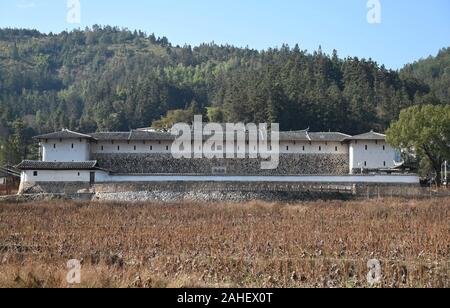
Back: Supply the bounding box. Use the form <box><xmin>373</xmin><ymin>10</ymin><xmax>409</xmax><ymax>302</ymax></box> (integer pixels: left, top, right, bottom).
<box><xmin>152</xmin><ymin>109</ymin><xmax>194</xmax><ymax>130</ymax></box>
<box><xmin>386</xmin><ymin>105</ymin><xmax>450</xmax><ymax>184</ymax></box>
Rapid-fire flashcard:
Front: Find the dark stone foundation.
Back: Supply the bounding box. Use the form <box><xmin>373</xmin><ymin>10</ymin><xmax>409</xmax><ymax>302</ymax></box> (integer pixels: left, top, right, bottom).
<box><xmin>92</xmin><ymin>153</ymin><xmax>349</xmax><ymax>175</ymax></box>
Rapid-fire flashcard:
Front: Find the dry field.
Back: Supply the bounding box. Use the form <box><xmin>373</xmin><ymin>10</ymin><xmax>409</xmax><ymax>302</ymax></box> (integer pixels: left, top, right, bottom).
<box><xmin>0</xmin><ymin>198</ymin><xmax>448</xmax><ymax>288</ymax></box>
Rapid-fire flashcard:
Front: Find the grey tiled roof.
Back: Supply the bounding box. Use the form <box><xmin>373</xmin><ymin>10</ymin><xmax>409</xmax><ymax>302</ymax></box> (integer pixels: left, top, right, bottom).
<box><xmin>34</xmin><ymin>129</ymin><xmax>93</xmax><ymax>140</ymax></box>
<box><xmin>33</xmin><ymin>129</ymin><xmax>384</xmax><ymax>143</ymax></box>
<box><xmin>344</xmin><ymin>131</ymin><xmax>386</xmax><ymax>141</ymax></box>
<box><xmin>279</xmin><ymin>130</ymin><xmax>310</xmax><ymax>141</ymax></box>
<box><xmin>16</xmin><ymin>161</ymin><xmax>98</xmax><ymax>170</ymax></box>
<box><xmin>89</xmin><ymin>132</ymin><xmax>132</xmax><ymax>141</ymax></box>
<box><xmin>90</xmin><ymin>131</ymin><xmax>176</xmax><ymax>141</ymax></box>
<box><xmin>308</xmin><ymin>132</ymin><xmax>351</xmax><ymax>142</ymax></box>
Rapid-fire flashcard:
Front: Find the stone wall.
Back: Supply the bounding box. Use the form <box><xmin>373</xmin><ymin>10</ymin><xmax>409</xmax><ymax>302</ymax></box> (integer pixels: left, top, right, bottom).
<box><xmin>16</xmin><ymin>180</ymin><xmax>428</xmax><ymax>202</ymax></box>
<box><xmin>92</xmin><ymin>153</ymin><xmax>349</xmax><ymax>175</ymax></box>
<box><xmin>19</xmin><ymin>181</ymin><xmax>91</xmax><ymax>195</ymax></box>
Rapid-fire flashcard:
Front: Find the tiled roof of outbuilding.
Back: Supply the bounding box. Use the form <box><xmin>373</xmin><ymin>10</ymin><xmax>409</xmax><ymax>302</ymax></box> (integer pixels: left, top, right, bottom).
<box><xmin>16</xmin><ymin>161</ymin><xmax>98</xmax><ymax>170</ymax></box>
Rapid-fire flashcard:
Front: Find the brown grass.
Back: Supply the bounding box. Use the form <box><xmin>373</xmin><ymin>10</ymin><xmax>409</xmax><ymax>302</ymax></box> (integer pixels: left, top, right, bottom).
<box><xmin>0</xmin><ymin>198</ymin><xmax>448</xmax><ymax>288</ymax></box>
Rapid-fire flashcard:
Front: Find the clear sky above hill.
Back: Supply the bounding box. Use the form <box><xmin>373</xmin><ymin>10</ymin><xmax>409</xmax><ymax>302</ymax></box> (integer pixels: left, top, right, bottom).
<box><xmin>1</xmin><ymin>0</ymin><xmax>449</xmax><ymax>69</ymax></box>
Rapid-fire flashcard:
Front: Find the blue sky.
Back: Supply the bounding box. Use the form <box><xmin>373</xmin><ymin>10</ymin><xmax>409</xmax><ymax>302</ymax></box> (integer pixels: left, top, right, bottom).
<box><xmin>0</xmin><ymin>0</ymin><xmax>449</xmax><ymax>69</ymax></box>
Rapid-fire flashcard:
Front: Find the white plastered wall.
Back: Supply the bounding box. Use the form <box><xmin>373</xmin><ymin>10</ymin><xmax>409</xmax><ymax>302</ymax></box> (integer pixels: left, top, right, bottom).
<box><xmin>42</xmin><ymin>139</ymin><xmax>90</xmax><ymax>162</ymax></box>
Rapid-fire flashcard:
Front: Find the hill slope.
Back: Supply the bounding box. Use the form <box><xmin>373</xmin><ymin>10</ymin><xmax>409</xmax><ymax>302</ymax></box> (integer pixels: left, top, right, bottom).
<box><xmin>0</xmin><ymin>26</ymin><xmax>445</xmax><ymax>139</ymax></box>
<box><xmin>400</xmin><ymin>47</ymin><xmax>450</xmax><ymax>105</ymax></box>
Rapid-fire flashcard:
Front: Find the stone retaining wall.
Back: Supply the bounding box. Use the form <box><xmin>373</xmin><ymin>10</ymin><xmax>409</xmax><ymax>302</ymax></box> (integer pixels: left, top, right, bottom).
<box><xmin>19</xmin><ymin>181</ymin><xmax>91</xmax><ymax>195</ymax></box>
<box><xmin>17</xmin><ymin>180</ymin><xmax>428</xmax><ymax>202</ymax></box>
<box><xmin>92</xmin><ymin>153</ymin><xmax>349</xmax><ymax>175</ymax></box>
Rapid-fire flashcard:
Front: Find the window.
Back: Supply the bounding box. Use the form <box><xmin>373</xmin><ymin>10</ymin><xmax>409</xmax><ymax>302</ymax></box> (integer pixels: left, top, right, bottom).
<box><xmin>384</xmin><ymin>161</ymin><xmax>386</xmax><ymax>167</ymax></box>
<box><xmin>150</xmin><ymin>146</ymin><xmax>153</xmax><ymax>151</ymax></box>
<box><xmin>383</xmin><ymin>145</ymin><xmax>386</xmax><ymax>151</ymax></box>
<box><xmin>319</xmin><ymin>146</ymin><xmax>322</xmax><ymax>151</ymax></box>
<box><xmin>365</xmin><ymin>145</ymin><xmax>368</xmax><ymax>151</ymax></box>
<box><xmin>134</xmin><ymin>146</ymin><xmax>137</xmax><ymax>151</ymax></box>
<box><xmin>335</xmin><ymin>146</ymin><xmax>338</xmax><ymax>152</ymax></box>
<box><xmin>303</xmin><ymin>146</ymin><xmax>305</xmax><ymax>151</ymax></box>
<box><xmin>101</xmin><ymin>146</ymin><xmax>104</xmax><ymax>151</ymax></box>
<box><xmin>112</xmin><ymin>141</ymin><xmax>114</xmax><ymax>145</ymax></box>
<box><xmin>286</xmin><ymin>146</ymin><xmax>289</xmax><ymax>151</ymax></box>
<box><xmin>53</xmin><ymin>144</ymin><xmax>56</xmax><ymax>149</ymax></box>
<box><xmin>364</xmin><ymin>162</ymin><xmax>367</xmax><ymax>167</ymax></box>
<box><xmin>33</xmin><ymin>171</ymin><xmax>38</xmax><ymax>177</ymax></box>
<box><xmin>166</xmin><ymin>146</ymin><xmax>169</xmax><ymax>151</ymax></box>
<box><xmin>77</xmin><ymin>172</ymin><xmax>80</xmax><ymax>176</ymax></box>
<box><xmin>117</xmin><ymin>146</ymin><xmax>120</xmax><ymax>151</ymax></box>
<box><xmin>71</xmin><ymin>144</ymin><xmax>74</xmax><ymax>149</ymax></box>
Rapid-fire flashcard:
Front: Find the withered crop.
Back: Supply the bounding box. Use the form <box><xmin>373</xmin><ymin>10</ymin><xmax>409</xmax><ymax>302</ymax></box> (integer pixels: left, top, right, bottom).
<box><xmin>0</xmin><ymin>198</ymin><xmax>448</xmax><ymax>288</ymax></box>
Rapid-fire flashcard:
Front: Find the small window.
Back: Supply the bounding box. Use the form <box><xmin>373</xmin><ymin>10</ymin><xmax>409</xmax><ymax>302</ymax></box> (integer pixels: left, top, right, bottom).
<box><xmin>319</xmin><ymin>146</ymin><xmax>322</xmax><ymax>151</ymax></box>
<box><xmin>375</xmin><ymin>140</ymin><xmax>378</xmax><ymax>145</ymax></box>
<box><xmin>78</xmin><ymin>172</ymin><xmax>80</xmax><ymax>176</ymax></box>
<box><xmin>166</xmin><ymin>146</ymin><xmax>169</xmax><ymax>151</ymax></box>
<box><xmin>101</xmin><ymin>146</ymin><xmax>104</xmax><ymax>151</ymax></box>
<box><xmin>150</xmin><ymin>146</ymin><xmax>153</xmax><ymax>151</ymax></box>
<box><xmin>71</xmin><ymin>144</ymin><xmax>74</xmax><ymax>149</ymax></box>
<box><xmin>33</xmin><ymin>171</ymin><xmax>38</xmax><ymax>177</ymax></box>
<box><xmin>286</xmin><ymin>146</ymin><xmax>289</xmax><ymax>151</ymax></box>
<box><xmin>364</xmin><ymin>161</ymin><xmax>367</xmax><ymax>167</ymax></box>
<box><xmin>134</xmin><ymin>146</ymin><xmax>137</xmax><ymax>151</ymax></box>
<box><xmin>365</xmin><ymin>145</ymin><xmax>368</xmax><ymax>151</ymax></box>
<box><xmin>159</xmin><ymin>141</ymin><xmax>161</xmax><ymax>145</ymax></box>
<box><xmin>112</xmin><ymin>141</ymin><xmax>114</xmax><ymax>145</ymax></box>
<box><xmin>383</xmin><ymin>161</ymin><xmax>386</xmax><ymax>167</ymax></box>
<box><xmin>53</xmin><ymin>144</ymin><xmax>56</xmax><ymax>149</ymax></box>
<box><xmin>335</xmin><ymin>146</ymin><xmax>338</xmax><ymax>152</ymax></box>
<box><xmin>117</xmin><ymin>146</ymin><xmax>120</xmax><ymax>151</ymax></box>
<box><xmin>303</xmin><ymin>146</ymin><xmax>305</xmax><ymax>151</ymax></box>
<box><xmin>383</xmin><ymin>145</ymin><xmax>386</xmax><ymax>151</ymax></box>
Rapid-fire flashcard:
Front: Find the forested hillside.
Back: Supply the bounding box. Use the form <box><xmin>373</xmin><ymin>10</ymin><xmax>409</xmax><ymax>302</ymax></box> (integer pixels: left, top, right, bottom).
<box><xmin>400</xmin><ymin>47</ymin><xmax>450</xmax><ymax>105</ymax></box>
<box><xmin>0</xmin><ymin>26</ymin><xmax>447</xmax><ymax>162</ymax></box>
